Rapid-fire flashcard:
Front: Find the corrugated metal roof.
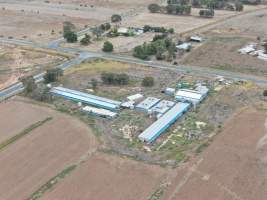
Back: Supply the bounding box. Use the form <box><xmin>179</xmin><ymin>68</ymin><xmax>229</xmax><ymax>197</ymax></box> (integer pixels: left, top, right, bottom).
<box><xmin>138</xmin><ymin>102</ymin><xmax>191</xmax><ymax>143</ymax></box>
<box><xmin>83</xmin><ymin>106</ymin><xmax>117</xmax><ymax>118</ymax></box>
<box><xmin>175</xmin><ymin>89</ymin><xmax>203</xmax><ymax>100</ymax></box>
<box><xmin>136</xmin><ymin>97</ymin><xmax>160</xmax><ymax>111</ymax></box>
<box><xmin>50</xmin><ymin>88</ymin><xmax>119</xmax><ymax>111</ymax></box>
<box><xmin>52</xmin><ymin>87</ymin><xmax>121</xmax><ymax>105</ymax></box>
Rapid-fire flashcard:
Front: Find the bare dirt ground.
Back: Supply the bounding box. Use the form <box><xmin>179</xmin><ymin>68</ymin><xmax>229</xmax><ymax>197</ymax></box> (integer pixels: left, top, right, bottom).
<box><xmin>0</xmin><ymin>97</ymin><xmax>98</xmax><ymax>200</ymax></box>
<box><xmin>208</xmin><ymin>8</ymin><xmax>267</xmax><ymax>38</ymax></box>
<box><xmin>162</xmin><ymin>108</ymin><xmax>267</xmax><ymax>200</ymax></box>
<box><xmin>0</xmin><ymin>45</ymin><xmax>65</xmax><ymax>89</ymax></box>
<box><xmin>182</xmin><ymin>36</ymin><xmax>267</xmax><ymax>77</ymax></box>
<box><xmin>0</xmin><ymin>0</ymin><xmax>160</xmax><ymax>42</ymax></box>
<box><xmin>40</xmin><ymin>152</ymin><xmax>172</xmax><ymax>200</ymax></box>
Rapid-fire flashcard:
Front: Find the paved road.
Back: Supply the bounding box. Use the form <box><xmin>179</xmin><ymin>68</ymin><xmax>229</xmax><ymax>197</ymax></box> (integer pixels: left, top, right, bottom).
<box><xmin>1</xmin><ymin>37</ymin><xmax>267</xmax><ymax>101</ymax></box>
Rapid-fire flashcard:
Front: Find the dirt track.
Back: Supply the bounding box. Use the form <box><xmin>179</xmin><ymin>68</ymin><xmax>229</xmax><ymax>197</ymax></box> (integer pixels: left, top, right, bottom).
<box><xmin>0</xmin><ymin>97</ymin><xmax>98</xmax><ymax>200</ymax></box>
<box><xmin>162</xmin><ymin>108</ymin><xmax>267</xmax><ymax>200</ymax></box>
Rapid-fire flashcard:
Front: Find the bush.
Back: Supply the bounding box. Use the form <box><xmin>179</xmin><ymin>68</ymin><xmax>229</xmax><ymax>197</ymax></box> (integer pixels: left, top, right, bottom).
<box><xmin>264</xmin><ymin>42</ymin><xmax>267</xmax><ymax>54</ymax></box>
<box><xmin>20</xmin><ymin>76</ymin><xmax>37</xmax><ymax>93</ymax></box>
<box><xmin>80</xmin><ymin>34</ymin><xmax>91</xmax><ymax>45</ymax></box>
<box><xmin>199</xmin><ymin>9</ymin><xmax>214</xmax><ymax>18</ymax></box>
<box><xmin>111</xmin><ymin>14</ymin><xmax>122</xmax><ymax>22</ymax></box>
<box><xmin>44</xmin><ymin>68</ymin><xmax>63</xmax><ymax>83</ymax></box>
<box><xmin>142</xmin><ymin>77</ymin><xmax>155</xmax><ymax>87</ymax></box>
<box><xmin>235</xmin><ymin>1</ymin><xmax>244</xmax><ymax>11</ymax></box>
<box><xmin>101</xmin><ymin>73</ymin><xmax>129</xmax><ymax>85</ymax></box>
<box><xmin>102</xmin><ymin>41</ymin><xmax>114</xmax><ymax>52</ymax></box>
<box><xmin>64</xmin><ymin>31</ymin><xmax>77</xmax><ymax>43</ymax></box>
<box><xmin>148</xmin><ymin>3</ymin><xmax>161</xmax><ymax>13</ymax></box>
<box><xmin>263</xmin><ymin>90</ymin><xmax>267</xmax><ymax>96</ymax></box>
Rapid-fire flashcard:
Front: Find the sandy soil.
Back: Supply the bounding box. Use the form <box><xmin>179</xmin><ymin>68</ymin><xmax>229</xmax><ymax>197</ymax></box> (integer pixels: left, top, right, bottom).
<box><xmin>40</xmin><ymin>152</ymin><xmax>171</xmax><ymax>200</ymax></box>
<box><xmin>0</xmin><ymin>97</ymin><xmax>98</xmax><ymax>200</ymax></box>
<box><xmin>162</xmin><ymin>108</ymin><xmax>267</xmax><ymax>200</ymax></box>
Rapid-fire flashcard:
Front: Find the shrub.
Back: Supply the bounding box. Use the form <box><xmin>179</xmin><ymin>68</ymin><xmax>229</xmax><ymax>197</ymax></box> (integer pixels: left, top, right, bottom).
<box><xmin>111</xmin><ymin>14</ymin><xmax>122</xmax><ymax>22</ymax></box>
<box><xmin>80</xmin><ymin>34</ymin><xmax>91</xmax><ymax>45</ymax></box>
<box><xmin>101</xmin><ymin>73</ymin><xmax>129</xmax><ymax>85</ymax></box>
<box><xmin>102</xmin><ymin>41</ymin><xmax>114</xmax><ymax>52</ymax></box>
<box><xmin>148</xmin><ymin>3</ymin><xmax>161</xmax><ymax>13</ymax></box>
<box><xmin>142</xmin><ymin>77</ymin><xmax>155</xmax><ymax>87</ymax></box>
<box><xmin>235</xmin><ymin>1</ymin><xmax>244</xmax><ymax>11</ymax></box>
<box><xmin>263</xmin><ymin>90</ymin><xmax>267</xmax><ymax>96</ymax></box>
<box><xmin>64</xmin><ymin>31</ymin><xmax>77</xmax><ymax>43</ymax></box>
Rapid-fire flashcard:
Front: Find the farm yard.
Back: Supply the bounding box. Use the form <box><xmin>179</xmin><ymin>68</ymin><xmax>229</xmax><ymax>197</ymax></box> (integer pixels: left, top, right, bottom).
<box><xmin>1</xmin><ymin>0</ymin><xmax>267</xmax><ymax>199</ymax></box>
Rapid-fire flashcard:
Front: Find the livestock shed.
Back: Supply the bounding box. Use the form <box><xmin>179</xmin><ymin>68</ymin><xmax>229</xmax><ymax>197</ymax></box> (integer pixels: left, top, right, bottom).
<box><xmin>136</xmin><ymin>97</ymin><xmax>161</xmax><ymax>112</ymax></box>
<box><xmin>138</xmin><ymin>102</ymin><xmax>191</xmax><ymax>143</ymax></box>
<box><xmin>175</xmin><ymin>89</ymin><xmax>207</xmax><ymax>105</ymax></box>
<box><xmin>82</xmin><ymin>106</ymin><xmax>117</xmax><ymax>119</ymax></box>
<box><xmin>50</xmin><ymin>87</ymin><xmax>121</xmax><ymax>111</ymax></box>
<box><xmin>151</xmin><ymin>100</ymin><xmax>175</xmax><ymax>114</ymax></box>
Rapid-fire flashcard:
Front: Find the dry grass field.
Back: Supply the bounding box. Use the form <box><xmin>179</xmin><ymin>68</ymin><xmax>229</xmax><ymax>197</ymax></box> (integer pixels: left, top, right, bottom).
<box><xmin>162</xmin><ymin>108</ymin><xmax>267</xmax><ymax>200</ymax></box>
<box><xmin>0</xmin><ymin>45</ymin><xmax>65</xmax><ymax>89</ymax></box>
<box><xmin>40</xmin><ymin>152</ymin><xmax>172</xmax><ymax>200</ymax></box>
<box><xmin>0</xmin><ymin>97</ymin><xmax>98</xmax><ymax>200</ymax></box>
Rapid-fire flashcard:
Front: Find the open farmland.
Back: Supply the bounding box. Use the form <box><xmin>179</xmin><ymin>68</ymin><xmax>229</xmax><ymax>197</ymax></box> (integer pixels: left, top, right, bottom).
<box><xmin>0</xmin><ymin>45</ymin><xmax>66</xmax><ymax>90</ymax></box>
<box><xmin>162</xmin><ymin>108</ymin><xmax>267</xmax><ymax>200</ymax></box>
<box><xmin>0</xmin><ymin>97</ymin><xmax>98</xmax><ymax>200</ymax></box>
<box><xmin>0</xmin><ymin>0</ymin><xmax>161</xmax><ymax>43</ymax></box>
<box><xmin>182</xmin><ymin>36</ymin><xmax>267</xmax><ymax>77</ymax></box>
<box><xmin>40</xmin><ymin>152</ymin><xmax>172</xmax><ymax>200</ymax></box>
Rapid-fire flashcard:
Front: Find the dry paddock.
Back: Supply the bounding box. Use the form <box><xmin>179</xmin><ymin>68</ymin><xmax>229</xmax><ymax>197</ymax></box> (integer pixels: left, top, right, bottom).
<box><xmin>40</xmin><ymin>152</ymin><xmax>171</xmax><ymax>200</ymax></box>
<box><xmin>162</xmin><ymin>108</ymin><xmax>267</xmax><ymax>200</ymax></box>
<box><xmin>0</xmin><ymin>97</ymin><xmax>98</xmax><ymax>200</ymax></box>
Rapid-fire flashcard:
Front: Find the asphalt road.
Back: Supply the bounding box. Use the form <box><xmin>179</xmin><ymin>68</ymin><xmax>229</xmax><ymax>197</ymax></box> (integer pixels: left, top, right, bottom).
<box><xmin>1</xmin><ymin>37</ymin><xmax>267</xmax><ymax>101</ymax></box>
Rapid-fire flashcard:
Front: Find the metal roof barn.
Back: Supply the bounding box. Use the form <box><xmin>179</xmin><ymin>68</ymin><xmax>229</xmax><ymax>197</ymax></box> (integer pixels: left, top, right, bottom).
<box><xmin>50</xmin><ymin>87</ymin><xmax>121</xmax><ymax>111</ymax></box>
<box><xmin>175</xmin><ymin>89</ymin><xmax>205</xmax><ymax>105</ymax></box>
<box><xmin>138</xmin><ymin>102</ymin><xmax>191</xmax><ymax>143</ymax></box>
<box><xmin>136</xmin><ymin>97</ymin><xmax>161</xmax><ymax>112</ymax></box>
<box><xmin>82</xmin><ymin>106</ymin><xmax>117</xmax><ymax>119</ymax></box>
<box><xmin>151</xmin><ymin>100</ymin><xmax>175</xmax><ymax>114</ymax></box>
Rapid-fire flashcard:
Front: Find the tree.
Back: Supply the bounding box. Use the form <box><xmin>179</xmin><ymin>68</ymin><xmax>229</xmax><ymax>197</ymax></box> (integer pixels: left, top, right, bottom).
<box><xmin>64</xmin><ymin>31</ymin><xmax>77</xmax><ymax>43</ymax></box>
<box><xmin>142</xmin><ymin>77</ymin><xmax>155</xmax><ymax>87</ymax></box>
<box><xmin>63</xmin><ymin>21</ymin><xmax>75</xmax><ymax>36</ymax></box>
<box><xmin>102</xmin><ymin>41</ymin><xmax>114</xmax><ymax>52</ymax></box>
<box><xmin>148</xmin><ymin>4</ymin><xmax>161</xmax><ymax>13</ymax></box>
<box><xmin>111</xmin><ymin>14</ymin><xmax>122</xmax><ymax>23</ymax></box>
<box><xmin>44</xmin><ymin>68</ymin><xmax>63</xmax><ymax>83</ymax></box>
<box><xmin>264</xmin><ymin>42</ymin><xmax>267</xmax><ymax>54</ymax></box>
<box><xmin>263</xmin><ymin>90</ymin><xmax>267</xmax><ymax>97</ymax></box>
<box><xmin>91</xmin><ymin>27</ymin><xmax>104</xmax><ymax>39</ymax></box>
<box><xmin>199</xmin><ymin>9</ymin><xmax>214</xmax><ymax>17</ymax></box>
<box><xmin>235</xmin><ymin>1</ymin><xmax>244</xmax><ymax>11</ymax></box>
<box><xmin>80</xmin><ymin>34</ymin><xmax>91</xmax><ymax>45</ymax></box>
<box><xmin>21</xmin><ymin>76</ymin><xmax>37</xmax><ymax>93</ymax></box>
<box><xmin>101</xmin><ymin>73</ymin><xmax>129</xmax><ymax>85</ymax></box>
<box><xmin>91</xmin><ymin>78</ymin><xmax>98</xmax><ymax>90</ymax></box>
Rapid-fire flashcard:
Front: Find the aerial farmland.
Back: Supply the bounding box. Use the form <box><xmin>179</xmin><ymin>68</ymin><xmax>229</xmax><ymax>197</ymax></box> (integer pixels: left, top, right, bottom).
<box><xmin>0</xmin><ymin>0</ymin><xmax>267</xmax><ymax>200</ymax></box>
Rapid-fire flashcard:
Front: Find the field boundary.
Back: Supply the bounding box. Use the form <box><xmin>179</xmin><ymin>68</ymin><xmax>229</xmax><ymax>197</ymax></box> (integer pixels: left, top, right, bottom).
<box><xmin>0</xmin><ymin>117</ymin><xmax>52</xmax><ymax>152</ymax></box>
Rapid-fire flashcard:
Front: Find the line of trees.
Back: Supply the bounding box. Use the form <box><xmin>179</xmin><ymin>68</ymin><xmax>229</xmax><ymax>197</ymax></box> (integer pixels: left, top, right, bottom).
<box><xmin>148</xmin><ymin>3</ymin><xmax>192</xmax><ymax>15</ymax></box>
<box><xmin>101</xmin><ymin>73</ymin><xmax>129</xmax><ymax>85</ymax></box>
<box><xmin>133</xmin><ymin>38</ymin><xmax>176</xmax><ymax>61</ymax></box>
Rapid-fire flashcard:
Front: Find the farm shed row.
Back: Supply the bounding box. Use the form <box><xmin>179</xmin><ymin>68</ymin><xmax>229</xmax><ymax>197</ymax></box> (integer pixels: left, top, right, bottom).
<box><xmin>50</xmin><ymin>87</ymin><xmax>121</xmax><ymax>111</ymax></box>
<box><xmin>138</xmin><ymin>102</ymin><xmax>191</xmax><ymax>143</ymax></box>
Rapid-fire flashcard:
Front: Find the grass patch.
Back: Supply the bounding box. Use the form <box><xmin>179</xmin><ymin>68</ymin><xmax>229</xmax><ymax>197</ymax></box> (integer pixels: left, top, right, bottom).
<box><xmin>65</xmin><ymin>59</ymin><xmax>130</xmax><ymax>75</ymax></box>
<box><xmin>195</xmin><ymin>142</ymin><xmax>209</xmax><ymax>154</ymax></box>
<box><xmin>27</xmin><ymin>165</ymin><xmax>77</xmax><ymax>200</ymax></box>
<box><xmin>0</xmin><ymin>117</ymin><xmax>52</xmax><ymax>152</ymax></box>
